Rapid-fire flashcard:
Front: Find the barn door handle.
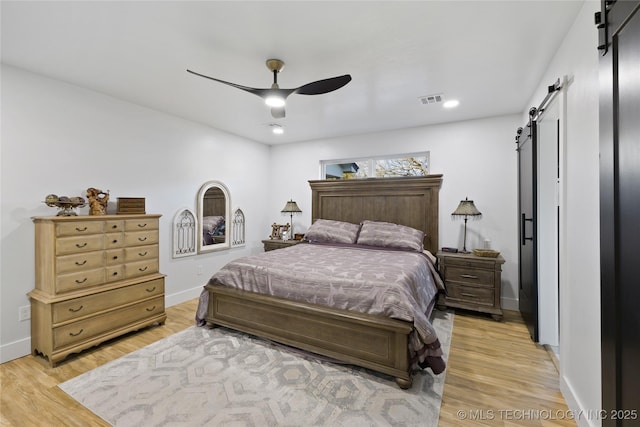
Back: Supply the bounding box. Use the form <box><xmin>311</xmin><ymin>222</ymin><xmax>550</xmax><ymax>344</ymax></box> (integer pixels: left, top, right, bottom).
<box><xmin>521</xmin><ymin>213</ymin><xmax>534</xmax><ymax>244</ymax></box>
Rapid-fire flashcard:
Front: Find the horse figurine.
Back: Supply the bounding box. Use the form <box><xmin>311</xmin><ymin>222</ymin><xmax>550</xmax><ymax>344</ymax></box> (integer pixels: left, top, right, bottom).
<box><xmin>86</xmin><ymin>187</ymin><xmax>109</xmax><ymax>215</ymax></box>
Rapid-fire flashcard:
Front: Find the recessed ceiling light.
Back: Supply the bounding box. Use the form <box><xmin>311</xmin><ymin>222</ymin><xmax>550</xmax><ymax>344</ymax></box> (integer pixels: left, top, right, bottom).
<box><xmin>443</xmin><ymin>100</ymin><xmax>459</xmax><ymax>109</ymax></box>
<box><xmin>270</xmin><ymin>124</ymin><xmax>284</xmax><ymax>134</ymax></box>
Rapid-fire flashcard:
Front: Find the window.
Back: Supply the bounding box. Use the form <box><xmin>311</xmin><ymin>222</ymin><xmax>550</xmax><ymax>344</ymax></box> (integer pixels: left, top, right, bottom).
<box><xmin>321</xmin><ymin>152</ymin><xmax>429</xmax><ymax>179</ymax></box>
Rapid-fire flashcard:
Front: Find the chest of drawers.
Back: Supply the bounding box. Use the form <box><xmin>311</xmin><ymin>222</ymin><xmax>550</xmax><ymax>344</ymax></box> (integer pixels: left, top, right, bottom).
<box><xmin>437</xmin><ymin>251</ymin><xmax>505</xmax><ymax>321</ymax></box>
<box><xmin>29</xmin><ymin>214</ymin><xmax>166</xmax><ymax>366</ymax></box>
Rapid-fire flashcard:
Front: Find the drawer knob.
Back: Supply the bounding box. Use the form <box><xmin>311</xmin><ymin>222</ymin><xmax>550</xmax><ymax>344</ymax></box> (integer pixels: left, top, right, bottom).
<box><xmin>138</xmin><ymin>237</ymin><xmax>147</xmax><ymax>242</ymax></box>
<box><xmin>139</xmin><ymin>251</ymin><xmax>148</xmax><ymax>256</ymax></box>
<box><xmin>68</xmin><ymin>305</ymin><xmax>84</xmax><ymax>313</ymax></box>
<box><xmin>112</xmin><ymin>255</ymin><xmax>119</xmax><ymax>260</ymax></box>
<box><xmin>146</xmin><ymin>286</ymin><xmax>156</xmax><ymax>292</ymax></box>
<box><xmin>75</xmin><ymin>227</ymin><xmax>87</xmax><ymax>232</ymax></box>
<box><xmin>69</xmin><ymin>329</ymin><xmax>84</xmax><ymax>337</ymax></box>
<box><xmin>138</xmin><ymin>223</ymin><xmax>148</xmax><ymax>228</ymax></box>
<box><xmin>75</xmin><ymin>277</ymin><xmax>88</xmax><ymax>284</ymax></box>
<box><xmin>145</xmin><ymin>305</ymin><xmax>156</xmax><ymax>312</ymax></box>
<box><xmin>75</xmin><ymin>242</ymin><xmax>88</xmax><ymax>248</ymax></box>
<box><xmin>112</xmin><ymin>271</ymin><xmax>118</xmax><ymax>276</ymax></box>
<box><xmin>112</xmin><ymin>239</ymin><xmax>118</xmax><ymax>244</ymax></box>
<box><xmin>460</xmin><ymin>274</ymin><xmax>479</xmax><ymax>279</ymax></box>
<box><xmin>111</xmin><ymin>225</ymin><xmax>118</xmax><ymax>229</ymax></box>
<box><xmin>138</xmin><ymin>266</ymin><xmax>148</xmax><ymax>272</ymax></box>
<box><xmin>75</xmin><ymin>260</ymin><xmax>87</xmax><ymax>266</ymax></box>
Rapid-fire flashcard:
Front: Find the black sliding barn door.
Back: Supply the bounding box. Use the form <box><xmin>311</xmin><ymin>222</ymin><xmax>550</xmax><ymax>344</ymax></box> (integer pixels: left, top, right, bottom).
<box><xmin>517</xmin><ymin>119</ymin><xmax>538</xmax><ymax>342</ymax></box>
<box><xmin>598</xmin><ymin>1</ymin><xmax>640</xmax><ymax>423</ymax></box>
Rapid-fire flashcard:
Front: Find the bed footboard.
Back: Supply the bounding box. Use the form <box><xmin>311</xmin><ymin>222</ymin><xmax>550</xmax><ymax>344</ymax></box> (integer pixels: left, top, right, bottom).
<box><xmin>204</xmin><ymin>283</ymin><xmax>414</xmax><ymax>388</ymax></box>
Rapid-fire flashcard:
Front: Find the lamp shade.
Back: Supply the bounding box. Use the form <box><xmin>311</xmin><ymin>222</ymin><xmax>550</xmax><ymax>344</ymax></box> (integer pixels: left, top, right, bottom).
<box><xmin>451</xmin><ymin>198</ymin><xmax>481</xmax><ymax>217</ymax></box>
<box><xmin>281</xmin><ymin>200</ymin><xmax>302</xmax><ymax>213</ymax></box>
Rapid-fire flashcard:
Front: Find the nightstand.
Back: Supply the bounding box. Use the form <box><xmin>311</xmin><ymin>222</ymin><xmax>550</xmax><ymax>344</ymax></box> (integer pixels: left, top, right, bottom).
<box><xmin>262</xmin><ymin>239</ymin><xmax>302</xmax><ymax>252</ymax></box>
<box><xmin>437</xmin><ymin>251</ymin><xmax>505</xmax><ymax>321</ymax></box>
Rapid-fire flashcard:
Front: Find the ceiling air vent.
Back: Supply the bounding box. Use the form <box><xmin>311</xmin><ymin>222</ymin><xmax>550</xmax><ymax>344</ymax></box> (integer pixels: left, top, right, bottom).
<box><xmin>418</xmin><ymin>94</ymin><xmax>444</xmax><ymax>105</ymax></box>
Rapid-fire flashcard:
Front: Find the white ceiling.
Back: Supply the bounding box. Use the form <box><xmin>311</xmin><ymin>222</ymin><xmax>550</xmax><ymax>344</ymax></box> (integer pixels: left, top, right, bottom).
<box><xmin>1</xmin><ymin>1</ymin><xmax>584</xmax><ymax>145</ymax></box>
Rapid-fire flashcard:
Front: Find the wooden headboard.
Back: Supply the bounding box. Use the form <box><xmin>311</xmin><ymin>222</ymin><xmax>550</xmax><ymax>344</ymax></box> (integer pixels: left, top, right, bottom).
<box><xmin>308</xmin><ymin>175</ymin><xmax>443</xmax><ymax>254</ymax></box>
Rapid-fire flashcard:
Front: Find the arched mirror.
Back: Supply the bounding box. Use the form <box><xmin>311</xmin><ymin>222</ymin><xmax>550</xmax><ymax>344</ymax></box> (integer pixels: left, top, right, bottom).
<box><xmin>197</xmin><ymin>181</ymin><xmax>231</xmax><ymax>253</ymax></box>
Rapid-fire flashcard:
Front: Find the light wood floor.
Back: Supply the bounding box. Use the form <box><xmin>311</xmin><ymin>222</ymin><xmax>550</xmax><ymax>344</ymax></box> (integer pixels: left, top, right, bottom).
<box><xmin>1</xmin><ymin>300</ymin><xmax>574</xmax><ymax>426</ymax></box>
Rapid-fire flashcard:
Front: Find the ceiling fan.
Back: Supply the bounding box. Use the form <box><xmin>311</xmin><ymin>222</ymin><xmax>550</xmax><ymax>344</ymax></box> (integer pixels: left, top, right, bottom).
<box><xmin>187</xmin><ymin>59</ymin><xmax>352</xmax><ymax>119</ymax></box>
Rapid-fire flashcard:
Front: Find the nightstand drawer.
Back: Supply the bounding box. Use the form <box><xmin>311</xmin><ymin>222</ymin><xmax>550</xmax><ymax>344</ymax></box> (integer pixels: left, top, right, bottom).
<box><xmin>445</xmin><ymin>257</ymin><xmax>493</xmax><ymax>270</ymax></box>
<box><xmin>447</xmin><ymin>283</ymin><xmax>494</xmax><ymax>306</ymax></box>
<box><xmin>262</xmin><ymin>239</ymin><xmax>302</xmax><ymax>251</ymax></box>
<box><xmin>445</xmin><ymin>266</ymin><xmax>494</xmax><ymax>286</ymax></box>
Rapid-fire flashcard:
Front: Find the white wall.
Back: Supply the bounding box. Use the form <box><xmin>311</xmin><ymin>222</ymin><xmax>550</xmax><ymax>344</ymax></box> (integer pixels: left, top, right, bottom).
<box><xmin>524</xmin><ymin>1</ymin><xmax>601</xmax><ymax>425</ymax></box>
<box><xmin>0</xmin><ymin>65</ymin><xmax>271</xmax><ymax>362</ymax></box>
<box><xmin>269</xmin><ymin>115</ymin><xmax>521</xmax><ymax>309</ymax></box>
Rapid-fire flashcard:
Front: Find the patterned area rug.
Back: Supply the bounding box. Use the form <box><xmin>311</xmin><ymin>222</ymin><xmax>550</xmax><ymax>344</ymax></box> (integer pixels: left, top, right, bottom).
<box><xmin>59</xmin><ymin>310</ymin><xmax>453</xmax><ymax>427</ymax></box>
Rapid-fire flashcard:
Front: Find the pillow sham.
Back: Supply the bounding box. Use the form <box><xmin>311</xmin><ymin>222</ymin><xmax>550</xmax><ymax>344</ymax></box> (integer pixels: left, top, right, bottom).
<box><xmin>356</xmin><ymin>220</ymin><xmax>424</xmax><ymax>252</ymax></box>
<box><xmin>303</xmin><ymin>219</ymin><xmax>361</xmax><ymax>244</ymax></box>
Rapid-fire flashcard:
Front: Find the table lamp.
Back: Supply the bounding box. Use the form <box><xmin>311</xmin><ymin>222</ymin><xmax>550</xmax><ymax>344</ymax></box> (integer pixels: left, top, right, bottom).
<box><xmin>451</xmin><ymin>197</ymin><xmax>482</xmax><ymax>253</ymax></box>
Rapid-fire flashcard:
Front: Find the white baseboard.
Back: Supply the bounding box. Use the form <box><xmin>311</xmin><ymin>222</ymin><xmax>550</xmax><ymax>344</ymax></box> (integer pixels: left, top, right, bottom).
<box><xmin>165</xmin><ymin>285</ymin><xmax>204</xmax><ymax>307</ymax></box>
<box><xmin>501</xmin><ymin>296</ymin><xmax>519</xmax><ymax>311</ymax></box>
<box><xmin>560</xmin><ymin>376</ymin><xmax>598</xmax><ymax>427</ymax></box>
<box><xmin>0</xmin><ymin>337</ymin><xmax>31</xmax><ymax>364</ymax></box>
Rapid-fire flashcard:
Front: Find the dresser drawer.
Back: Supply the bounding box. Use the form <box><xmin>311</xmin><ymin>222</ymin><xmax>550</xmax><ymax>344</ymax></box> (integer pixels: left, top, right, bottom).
<box><xmin>105</xmin><ymin>249</ymin><xmax>124</xmax><ymax>265</ymax></box>
<box><xmin>124</xmin><ymin>245</ymin><xmax>158</xmax><ymax>262</ymax></box>
<box><xmin>56</xmin><ymin>251</ymin><xmax>104</xmax><ymax>275</ymax></box>
<box><xmin>105</xmin><ymin>220</ymin><xmax>125</xmax><ymax>233</ymax></box>
<box><xmin>445</xmin><ymin>266</ymin><xmax>494</xmax><ymax>286</ymax></box>
<box><xmin>124</xmin><ymin>230</ymin><xmax>159</xmax><ymax>247</ymax></box>
<box><xmin>56</xmin><ymin>235</ymin><xmax>105</xmax><ymax>255</ymax></box>
<box><xmin>104</xmin><ymin>232</ymin><xmax>124</xmax><ymax>249</ymax></box>
<box><xmin>105</xmin><ymin>265</ymin><xmax>124</xmax><ymax>282</ymax></box>
<box><xmin>53</xmin><ymin>296</ymin><xmax>164</xmax><ymax>349</ymax></box>
<box><xmin>56</xmin><ymin>268</ymin><xmax>105</xmax><ymax>293</ymax></box>
<box><xmin>53</xmin><ymin>278</ymin><xmax>165</xmax><ymax>323</ymax></box>
<box><xmin>125</xmin><ymin>218</ymin><xmax>159</xmax><ymax>232</ymax></box>
<box><xmin>125</xmin><ymin>260</ymin><xmax>159</xmax><ymax>279</ymax></box>
<box><xmin>56</xmin><ymin>221</ymin><xmax>104</xmax><ymax>237</ymax></box>
<box><xmin>446</xmin><ymin>283</ymin><xmax>494</xmax><ymax>306</ymax></box>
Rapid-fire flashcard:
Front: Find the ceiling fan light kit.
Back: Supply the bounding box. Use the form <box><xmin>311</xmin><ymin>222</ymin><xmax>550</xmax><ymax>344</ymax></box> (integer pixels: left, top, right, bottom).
<box><xmin>265</xmin><ymin>95</ymin><xmax>286</xmax><ymax>108</ymax></box>
<box><xmin>187</xmin><ymin>58</ymin><xmax>351</xmax><ymax>119</ymax></box>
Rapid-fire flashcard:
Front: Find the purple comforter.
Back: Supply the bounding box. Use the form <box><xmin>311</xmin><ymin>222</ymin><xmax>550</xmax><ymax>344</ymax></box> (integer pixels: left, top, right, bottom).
<box><xmin>196</xmin><ymin>242</ymin><xmax>445</xmax><ymax>371</ymax></box>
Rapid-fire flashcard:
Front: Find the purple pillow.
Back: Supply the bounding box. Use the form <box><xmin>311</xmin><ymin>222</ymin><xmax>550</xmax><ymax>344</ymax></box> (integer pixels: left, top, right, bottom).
<box><xmin>303</xmin><ymin>219</ymin><xmax>360</xmax><ymax>244</ymax></box>
<box><xmin>356</xmin><ymin>220</ymin><xmax>424</xmax><ymax>252</ymax></box>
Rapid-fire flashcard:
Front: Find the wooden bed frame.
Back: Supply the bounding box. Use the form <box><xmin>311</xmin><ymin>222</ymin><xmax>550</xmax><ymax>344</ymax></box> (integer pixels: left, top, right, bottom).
<box><xmin>204</xmin><ymin>175</ymin><xmax>443</xmax><ymax>388</ymax></box>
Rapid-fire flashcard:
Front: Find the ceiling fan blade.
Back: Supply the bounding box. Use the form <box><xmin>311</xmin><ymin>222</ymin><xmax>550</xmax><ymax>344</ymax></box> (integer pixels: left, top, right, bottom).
<box><xmin>187</xmin><ymin>69</ymin><xmax>262</xmax><ymax>95</ymax></box>
<box><xmin>187</xmin><ymin>69</ymin><xmax>296</xmax><ymax>100</ymax></box>
<box><xmin>271</xmin><ymin>106</ymin><xmax>286</xmax><ymax>119</ymax></box>
<box><xmin>295</xmin><ymin>74</ymin><xmax>352</xmax><ymax>95</ymax></box>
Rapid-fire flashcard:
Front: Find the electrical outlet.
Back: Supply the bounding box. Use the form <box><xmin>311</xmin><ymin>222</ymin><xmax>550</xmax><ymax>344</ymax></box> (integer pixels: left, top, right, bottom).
<box><xmin>19</xmin><ymin>305</ymin><xmax>31</xmax><ymax>321</ymax></box>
